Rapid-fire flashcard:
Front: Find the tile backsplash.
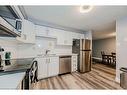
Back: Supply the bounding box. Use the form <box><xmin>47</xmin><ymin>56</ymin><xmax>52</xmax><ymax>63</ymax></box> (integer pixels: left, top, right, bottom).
<box><xmin>0</xmin><ymin>37</ymin><xmax>72</xmax><ymax>59</ymax></box>
<box><xmin>36</xmin><ymin>37</ymin><xmax>72</xmax><ymax>55</ymax></box>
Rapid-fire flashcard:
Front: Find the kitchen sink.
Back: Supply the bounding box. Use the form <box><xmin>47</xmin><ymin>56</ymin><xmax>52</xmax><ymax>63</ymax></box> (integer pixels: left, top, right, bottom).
<box><xmin>45</xmin><ymin>54</ymin><xmax>56</xmax><ymax>56</ymax></box>
<box><xmin>37</xmin><ymin>54</ymin><xmax>57</xmax><ymax>57</ymax></box>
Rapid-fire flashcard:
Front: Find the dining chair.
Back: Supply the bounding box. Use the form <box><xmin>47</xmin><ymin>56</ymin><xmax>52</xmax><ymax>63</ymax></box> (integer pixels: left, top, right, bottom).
<box><xmin>111</xmin><ymin>52</ymin><xmax>116</xmax><ymax>67</ymax></box>
<box><xmin>101</xmin><ymin>51</ymin><xmax>108</xmax><ymax>64</ymax></box>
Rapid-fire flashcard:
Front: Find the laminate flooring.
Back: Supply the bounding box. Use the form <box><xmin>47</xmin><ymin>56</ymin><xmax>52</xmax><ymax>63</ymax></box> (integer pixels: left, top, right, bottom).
<box><xmin>32</xmin><ymin>63</ymin><xmax>122</xmax><ymax>89</ymax></box>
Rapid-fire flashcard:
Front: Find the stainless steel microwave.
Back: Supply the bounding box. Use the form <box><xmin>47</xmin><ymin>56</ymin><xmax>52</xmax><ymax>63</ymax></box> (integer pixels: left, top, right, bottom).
<box><xmin>0</xmin><ymin>6</ymin><xmax>21</xmax><ymax>37</ymax></box>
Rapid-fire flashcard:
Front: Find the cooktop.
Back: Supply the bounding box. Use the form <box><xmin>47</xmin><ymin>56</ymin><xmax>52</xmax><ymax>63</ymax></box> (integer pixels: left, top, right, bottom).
<box><xmin>0</xmin><ymin>58</ymin><xmax>34</xmax><ymax>75</ymax></box>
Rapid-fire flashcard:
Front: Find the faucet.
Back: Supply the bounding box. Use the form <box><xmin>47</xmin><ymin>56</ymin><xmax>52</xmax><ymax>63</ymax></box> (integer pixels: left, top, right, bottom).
<box><xmin>45</xmin><ymin>50</ymin><xmax>50</xmax><ymax>55</ymax></box>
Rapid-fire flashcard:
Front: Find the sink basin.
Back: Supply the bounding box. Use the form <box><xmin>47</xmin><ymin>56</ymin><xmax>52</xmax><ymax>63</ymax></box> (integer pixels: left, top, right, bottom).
<box><xmin>38</xmin><ymin>54</ymin><xmax>56</xmax><ymax>57</ymax></box>
<box><xmin>44</xmin><ymin>54</ymin><xmax>56</xmax><ymax>57</ymax></box>
<box><xmin>37</xmin><ymin>54</ymin><xmax>57</xmax><ymax>57</ymax></box>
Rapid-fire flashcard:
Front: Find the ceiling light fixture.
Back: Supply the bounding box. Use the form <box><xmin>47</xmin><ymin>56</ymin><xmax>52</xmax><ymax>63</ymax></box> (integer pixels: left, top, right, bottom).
<box><xmin>79</xmin><ymin>5</ymin><xmax>93</xmax><ymax>13</ymax></box>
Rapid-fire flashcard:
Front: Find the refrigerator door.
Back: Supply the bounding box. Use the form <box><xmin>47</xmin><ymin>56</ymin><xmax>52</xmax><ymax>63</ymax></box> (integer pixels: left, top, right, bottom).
<box><xmin>80</xmin><ymin>51</ymin><xmax>91</xmax><ymax>73</ymax></box>
<box><xmin>80</xmin><ymin>39</ymin><xmax>91</xmax><ymax>50</ymax></box>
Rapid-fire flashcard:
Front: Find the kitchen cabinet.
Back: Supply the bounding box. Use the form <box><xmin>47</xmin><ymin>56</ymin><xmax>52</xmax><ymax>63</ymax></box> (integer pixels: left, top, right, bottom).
<box><xmin>17</xmin><ymin>19</ymin><xmax>35</xmax><ymax>43</ymax></box>
<box><xmin>35</xmin><ymin>25</ymin><xmax>56</xmax><ymax>38</ymax></box>
<box><xmin>71</xmin><ymin>55</ymin><xmax>78</xmax><ymax>72</ymax></box>
<box><xmin>36</xmin><ymin>56</ymin><xmax>59</xmax><ymax>79</ymax></box>
<box><xmin>48</xmin><ymin>57</ymin><xmax>59</xmax><ymax>77</ymax></box>
<box><xmin>35</xmin><ymin>25</ymin><xmax>85</xmax><ymax>45</ymax></box>
<box><xmin>37</xmin><ymin>57</ymin><xmax>48</xmax><ymax>79</ymax></box>
<box><xmin>71</xmin><ymin>32</ymin><xmax>84</xmax><ymax>39</ymax></box>
<box><xmin>56</xmin><ymin>30</ymin><xmax>73</xmax><ymax>45</ymax></box>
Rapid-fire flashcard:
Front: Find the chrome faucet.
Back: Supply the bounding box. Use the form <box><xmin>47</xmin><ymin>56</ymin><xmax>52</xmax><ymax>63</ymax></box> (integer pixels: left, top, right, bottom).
<box><xmin>45</xmin><ymin>50</ymin><xmax>50</xmax><ymax>55</ymax></box>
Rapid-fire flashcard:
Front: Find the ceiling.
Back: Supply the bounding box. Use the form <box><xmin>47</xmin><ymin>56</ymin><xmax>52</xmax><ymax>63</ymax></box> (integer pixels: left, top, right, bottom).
<box><xmin>22</xmin><ymin>6</ymin><xmax>127</xmax><ymax>39</ymax></box>
<box><xmin>92</xmin><ymin>29</ymin><xmax>116</xmax><ymax>40</ymax></box>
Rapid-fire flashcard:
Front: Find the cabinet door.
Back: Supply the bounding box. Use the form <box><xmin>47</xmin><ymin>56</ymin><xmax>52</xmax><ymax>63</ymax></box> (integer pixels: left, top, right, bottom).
<box><xmin>35</xmin><ymin>25</ymin><xmax>47</xmax><ymax>36</ymax></box>
<box><xmin>17</xmin><ymin>19</ymin><xmax>35</xmax><ymax>43</ymax></box>
<box><xmin>37</xmin><ymin>58</ymin><xmax>48</xmax><ymax>79</ymax></box>
<box><xmin>57</xmin><ymin>30</ymin><xmax>72</xmax><ymax>45</ymax></box>
<box><xmin>35</xmin><ymin>25</ymin><xmax>56</xmax><ymax>38</ymax></box>
<box><xmin>48</xmin><ymin>57</ymin><xmax>59</xmax><ymax>77</ymax></box>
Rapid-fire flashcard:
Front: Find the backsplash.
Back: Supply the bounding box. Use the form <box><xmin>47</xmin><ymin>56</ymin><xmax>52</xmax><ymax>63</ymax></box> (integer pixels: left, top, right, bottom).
<box><xmin>36</xmin><ymin>37</ymin><xmax>72</xmax><ymax>55</ymax></box>
<box><xmin>0</xmin><ymin>37</ymin><xmax>18</xmax><ymax>59</ymax></box>
<box><xmin>0</xmin><ymin>37</ymin><xmax>72</xmax><ymax>59</ymax></box>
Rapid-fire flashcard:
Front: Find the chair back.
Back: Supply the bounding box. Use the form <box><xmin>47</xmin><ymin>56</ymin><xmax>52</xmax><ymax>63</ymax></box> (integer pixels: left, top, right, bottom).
<box><xmin>101</xmin><ymin>51</ymin><xmax>105</xmax><ymax>55</ymax></box>
<box><xmin>111</xmin><ymin>52</ymin><xmax>116</xmax><ymax>56</ymax></box>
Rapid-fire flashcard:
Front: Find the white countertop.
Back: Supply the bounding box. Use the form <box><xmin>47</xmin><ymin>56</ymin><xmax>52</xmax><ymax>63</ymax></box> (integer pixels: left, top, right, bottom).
<box><xmin>0</xmin><ymin>72</ymin><xmax>25</xmax><ymax>89</ymax></box>
<box><xmin>37</xmin><ymin>53</ymin><xmax>78</xmax><ymax>57</ymax></box>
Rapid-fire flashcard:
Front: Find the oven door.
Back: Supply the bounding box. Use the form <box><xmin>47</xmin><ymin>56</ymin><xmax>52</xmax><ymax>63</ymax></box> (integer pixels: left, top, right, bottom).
<box><xmin>21</xmin><ymin>60</ymin><xmax>38</xmax><ymax>89</ymax></box>
<box><xmin>21</xmin><ymin>70</ymin><xmax>31</xmax><ymax>89</ymax></box>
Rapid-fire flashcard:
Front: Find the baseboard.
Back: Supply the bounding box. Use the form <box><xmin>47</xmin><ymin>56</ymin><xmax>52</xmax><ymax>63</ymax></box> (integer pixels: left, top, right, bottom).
<box><xmin>92</xmin><ymin>57</ymin><xmax>102</xmax><ymax>60</ymax></box>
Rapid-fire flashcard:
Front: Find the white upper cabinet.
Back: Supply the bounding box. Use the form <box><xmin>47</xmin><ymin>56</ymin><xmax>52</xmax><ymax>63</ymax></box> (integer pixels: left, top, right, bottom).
<box><xmin>56</xmin><ymin>29</ymin><xmax>73</xmax><ymax>45</ymax></box>
<box><xmin>35</xmin><ymin>25</ymin><xmax>56</xmax><ymax>38</ymax></box>
<box><xmin>17</xmin><ymin>19</ymin><xmax>35</xmax><ymax>43</ymax></box>
<box><xmin>35</xmin><ymin>25</ymin><xmax>47</xmax><ymax>36</ymax></box>
<box><xmin>35</xmin><ymin>25</ymin><xmax>84</xmax><ymax>45</ymax></box>
<box><xmin>71</xmin><ymin>32</ymin><xmax>84</xmax><ymax>39</ymax></box>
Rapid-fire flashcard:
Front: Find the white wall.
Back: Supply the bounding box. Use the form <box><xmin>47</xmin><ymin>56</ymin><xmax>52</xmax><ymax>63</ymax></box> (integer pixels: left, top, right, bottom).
<box><xmin>92</xmin><ymin>37</ymin><xmax>116</xmax><ymax>58</ymax></box>
<box><xmin>116</xmin><ymin>17</ymin><xmax>127</xmax><ymax>82</ymax></box>
<box><xmin>84</xmin><ymin>31</ymin><xmax>92</xmax><ymax>40</ymax></box>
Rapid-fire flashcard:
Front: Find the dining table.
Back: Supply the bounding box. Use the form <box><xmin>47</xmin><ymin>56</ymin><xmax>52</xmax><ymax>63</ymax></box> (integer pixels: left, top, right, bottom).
<box><xmin>104</xmin><ymin>54</ymin><xmax>116</xmax><ymax>66</ymax></box>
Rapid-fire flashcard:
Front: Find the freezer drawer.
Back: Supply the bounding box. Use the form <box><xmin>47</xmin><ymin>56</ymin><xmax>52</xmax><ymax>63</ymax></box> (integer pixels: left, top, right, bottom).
<box><xmin>80</xmin><ymin>51</ymin><xmax>91</xmax><ymax>73</ymax></box>
<box><xmin>59</xmin><ymin>56</ymin><xmax>71</xmax><ymax>74</ymax></box>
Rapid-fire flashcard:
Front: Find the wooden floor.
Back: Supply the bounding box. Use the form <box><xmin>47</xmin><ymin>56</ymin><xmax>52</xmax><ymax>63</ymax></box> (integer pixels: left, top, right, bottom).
<box><xmin>32</xmin><ymin>63</ymin><xmax>122</xmax><ymax>89</ymax></box>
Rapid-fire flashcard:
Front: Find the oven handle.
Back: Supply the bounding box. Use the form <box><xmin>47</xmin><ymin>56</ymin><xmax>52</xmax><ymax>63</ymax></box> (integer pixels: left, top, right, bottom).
<box><xmin>30</xmin><ymin>60</ymin><xmax>38</xmax><ymax>83</ymax></box>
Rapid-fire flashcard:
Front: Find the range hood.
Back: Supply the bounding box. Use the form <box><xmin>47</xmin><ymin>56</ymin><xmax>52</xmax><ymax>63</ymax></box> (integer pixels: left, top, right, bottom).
<box><xmin>0</xmin><ymin>16</ymin><xmax>21</xmax><ymax>37</ymax></box>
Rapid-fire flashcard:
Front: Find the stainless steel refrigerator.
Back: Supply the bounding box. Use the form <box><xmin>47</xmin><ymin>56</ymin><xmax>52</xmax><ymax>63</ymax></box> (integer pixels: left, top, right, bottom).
<box><xmin>72</xmin><ymin>39</ymin><xmax>91</xmax><ymax>73</ymax></box>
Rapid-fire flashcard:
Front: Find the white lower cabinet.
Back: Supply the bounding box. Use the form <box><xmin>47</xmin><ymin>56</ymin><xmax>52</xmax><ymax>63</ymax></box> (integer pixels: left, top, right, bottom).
<box><xmin>37</xmin><ymin>57</ymin><xmax>59</xmax><ymax>79</ymax></box>
<box><xmin>48</xmin><ymin>57</ymin><xmax>59</xmax><ymax>77</ymax></box>
<box><xmin>71</xmin><ymin>55</ymin><xmax>78</xmax><ymax>72</ymax></box>
<box><xmin>37</xmin><ymin>57</ymin><xmax>48</xmax><ymax>79</ymax></box>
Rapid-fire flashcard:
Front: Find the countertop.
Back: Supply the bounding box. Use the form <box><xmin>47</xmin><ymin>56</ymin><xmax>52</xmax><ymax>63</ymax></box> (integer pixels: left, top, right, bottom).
<box><xmin>0</xmin><ymin>72</ymin><xmax>25</xmax><ymax>89</ymax></box>
<box><xmin>0</xmin><ymin>58</ymin><xmax>34</xmax><ymax>75</ymax></box>
<box><xmin>37</xmin><ymin>53</ymin><xmax>78</xmax><ymax>58</ymax></box>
